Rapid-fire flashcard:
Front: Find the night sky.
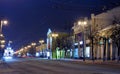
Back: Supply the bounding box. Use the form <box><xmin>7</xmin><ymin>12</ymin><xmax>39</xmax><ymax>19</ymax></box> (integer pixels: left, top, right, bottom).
<box><xmin>0</xmin><ymin>0</ymin><xmax>120</xmax><ymax>50</ymax></box>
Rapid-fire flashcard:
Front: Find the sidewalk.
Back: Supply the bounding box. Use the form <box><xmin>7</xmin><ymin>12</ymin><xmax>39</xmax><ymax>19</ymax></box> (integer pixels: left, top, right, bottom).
<box><xmin>83</xmin><ymin>60</ymin><xmax>120</xmax><ymax>66</ymax></box>
<box><xmin>58</xmin><ymin>58</ymin><xmax>120</xmax><ymax>66</ymax></box>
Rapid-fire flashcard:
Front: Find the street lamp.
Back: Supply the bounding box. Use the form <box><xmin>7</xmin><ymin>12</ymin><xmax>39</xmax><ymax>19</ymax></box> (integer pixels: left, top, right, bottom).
<box><xmin>0</xmin><ymin>34</ymin><xmax>5</xmax><ymax>61</ymax></box>
<box><xmin>0</xmin><ymin>19</ymin><xmax>8</xmax><ymax>49</ymax></box>
<box><xmin>39</xmin><ymin>40</ymin><xmax>44</xmax><ymax>44</ymax></box>
<box><xmin>31</xmin><ymin>42</ymin><xmax>36</xmax><ymax>46</ymax></box>
<box><xmin>51</xmin><ymin>33</ymin><xmax>59</xmax><ymax>49</ymax></box>
<box><xmin>39</xmin><ymin>40</ymin><xmax>44</xmax><ymax>56</ymax></box>
<box><xmin>0</xmin><ymin>20</ymin><xmax>8</xmax><ymax>48</ymax></box>
<box><xmin>51</xmin><ymin>33</ymin><xmax>58</xmax><ymax>59</ymax></box>
<box><xmin>52</xmin><ymin>33</ymin><xmax>58</xmax><ymax>39</ymax></box>
<box><xmin>0</xmin><ymin>20</ymin><xmax>8</xmax><ymax>33</ymax></box>
<box><xmin>27</xmin><ymin>45</ymin><xmax>31</xmax><ymax>48</ymax></box>
<box><xmin>78</xmin><ymin>20</ymin><xmax>87</xmax><ymax>61</ymax></box>
<box><xmin>30</xmin><ymin>42</ymin><xmax>36</xmax><ymax>56</ymax></box>
<box><xmin>1</xmin><ymin>40</ymin><xmax>5</xmax><ymax>44</ymax></box>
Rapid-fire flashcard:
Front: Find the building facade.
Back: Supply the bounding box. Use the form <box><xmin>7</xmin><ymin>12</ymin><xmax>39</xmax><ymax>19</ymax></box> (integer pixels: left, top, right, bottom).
<box><xmin>72</xmin><ymin>6</ymin><xmax>120</xmax><ymax>60</ymax></box>
<box><xmin>91</xmin><ymin>6</ymin><xmax>120</xmax><ymax>60</ymax></box>
<box><xmin>4</xmin><ymin>41</ymin><xmax>14</xmax><ymax>58</ymax></box>
<box><xmin>72</xmin><ymin>17</ymin><xmax>91</xmax><ymax>59</ymax></box>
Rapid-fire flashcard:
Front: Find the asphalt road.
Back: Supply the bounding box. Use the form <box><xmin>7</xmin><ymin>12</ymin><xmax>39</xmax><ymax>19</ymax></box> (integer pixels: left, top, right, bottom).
<box><xmin>0</xmin><ymin>58</ymin><xmax>120</xmax><ymax>74</ymax></box>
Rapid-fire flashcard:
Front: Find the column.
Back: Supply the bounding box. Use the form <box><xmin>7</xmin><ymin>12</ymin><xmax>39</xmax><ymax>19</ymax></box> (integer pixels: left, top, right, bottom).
<box><xmin>103</xmin><ymin>37</ymin><xmax>106</xmax><ymax>61</ymax></box>
<box><xmin>110</xmin><ymin>40</ymin><xmax>113</xmax><ymax>60</ymax></box>
<box><xmin>112</xmin><ymin>41</ymin><xmax>116</xmax><ymax>60</ymax></box>
<box><xmin>100</xmin><ymin>38</ymin><xmax>104</xmax><ymax>59</ymax></box>
<box><xmin>107</xmin><ymin>38</ymin><xmax>110</xmax><ymax>60</ymax></box>
<box><xmin>96</xmin><ymin>38</ymin><xmax>100</xmax><ymax>59</ymax></box>
<box><xmin>97</xmin><ymin>44</ymin><xmax>100</xmax><ymax>59</ymax></box>
<box><xmin>105</xmin><ymin>38</ymin><xmax>109</xmax><ymax>60</ymax></box>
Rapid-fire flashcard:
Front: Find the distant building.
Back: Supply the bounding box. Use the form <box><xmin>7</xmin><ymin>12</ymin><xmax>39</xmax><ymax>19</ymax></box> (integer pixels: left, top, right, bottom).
<box><xmin>47</xmin><ymin>28</ymin><xmax>52</xmax><ymax>50</ymax></box>
<box><xmin>4</xmin><ymin>41</ymin><xmax>14</xmax><ymax>57</ymax></box>
<box><xmin>46</xmin><ymin>28</ymin><xmax>53</xmax><ymax>58</ymax></box>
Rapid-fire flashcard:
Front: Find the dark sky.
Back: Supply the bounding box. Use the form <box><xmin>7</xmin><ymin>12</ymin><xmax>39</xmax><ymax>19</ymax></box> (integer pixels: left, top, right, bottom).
<box><xmin>0</xmin><ymin>0</ymin><xmax>120</xmax><ymax>50</ymax></box>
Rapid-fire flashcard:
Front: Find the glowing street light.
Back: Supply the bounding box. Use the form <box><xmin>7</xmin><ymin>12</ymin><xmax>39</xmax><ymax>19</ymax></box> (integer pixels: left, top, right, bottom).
<box><xmin>0</xmin><ymin>20</ymin><xmax>8</xmax><ymax>33</ymax></box>
<box><xmin>31</xmin><ymin>42</ymin><xmax>36</xmax><ymax>46</ymax></box>
<box><xmin>39</xmin><ymin>40</ymin><xmax>44</xmax><ymax>44</ymax></box>
<box><xmin>0</xmin><ymin>45</ymin><xmax>5</xmax><ymax>48</ymax></box>
<box><xmin>52</xmin><ymin>33</ymin><xmax>58</xmax><ymax>39</ymax></box>
<box><xmin>0</xmin><ymin>40</ymin><xmax>5</xmax><ymax>44</ymax></box>
<box><xmin>2</xmin><ymin>20</ymin><xmax>8</xmax><ymax>25</ymax></box>
<box><xmin>24</xmin><ymin>47</ymin><xmax>27</xmax><ymax>49</ymax></box>
<box><xmin>0</xmin><ymin>34</ymin><xmax>3</xmax><ymax>37</ymax></box>
<box><xmin>27</xmin><ymin>45</ymin><xmax>31</xmax><ymax>48</ymax></box>
<box><xmin>78</xmin><ymin>21</ymin><xmax>87</xmax><ymax>26</ymax></box>
<box><xmin>0</xmin><ymin>34</ymin><xmax>5</xmax><ymax>49</ymax></box>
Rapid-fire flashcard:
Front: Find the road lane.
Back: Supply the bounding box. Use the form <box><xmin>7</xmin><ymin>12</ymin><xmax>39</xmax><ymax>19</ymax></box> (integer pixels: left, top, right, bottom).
<box><xmin>0</xmin><ymin>59</ymin><xmax>120</xmax><ymax>74</ymax></box>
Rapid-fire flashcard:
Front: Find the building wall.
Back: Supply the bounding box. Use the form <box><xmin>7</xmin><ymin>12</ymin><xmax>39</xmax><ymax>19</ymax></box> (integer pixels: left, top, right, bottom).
<box><xmin>91</xmin><ymin>6</ymin><xmax>120</xmax><ymax>60</ymax></box>
<box><xmin>72</xmin><ymin>6</ymin><xmax>120</xmax><ymax>60</ymax></box>
<box><xmin>91</xmin><ymin>6</ymin><xmax>120</xmax><ymax>32</ymax></box>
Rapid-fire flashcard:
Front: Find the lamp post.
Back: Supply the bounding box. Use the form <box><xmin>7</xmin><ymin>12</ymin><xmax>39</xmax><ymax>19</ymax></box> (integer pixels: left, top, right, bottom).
<box><xmin>0</xmin><ymin>19</ymin><xmax>8</xmax><ymax>60</ymax></box>
<box><xmin>78</xmin><ymin>20</ymin><xmax>87</xmax><ymax>61</ymax></box>
<box><xmin>0</xmin><ymin>20</ymin><xmax>8</xmax><ymax>33</ymax></box>
<box><xmin>30</xmin><ymin>42</ymin><xmax>36</xmax><ymax>57</ymax></box>
<box><xmin>52</xmin><ymin>33</ymin><xmax>58</xmax><ymax>50</ymax></box>
<box><xmin>0</xmin><ymin>19</ymin><xmax>8</xmax><ymax>48</ymax></box>
<box><xmin>51</xmin><ymin>33</ymin><xmax>58</xmax><ymax>59</ymax></box>
<box><xmin>39</xmin><ymin>40</ymin><xmax>44</xmax><ymax>44</ymax></box>
<box><xmin>39</xmin><ymin>40</ymin><xmax>44</xmax><ymax>57</ymax></box>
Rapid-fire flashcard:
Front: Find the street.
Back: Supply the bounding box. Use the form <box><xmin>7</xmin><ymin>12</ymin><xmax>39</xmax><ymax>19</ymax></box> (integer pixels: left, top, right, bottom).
<box><xmin>0</xmin><ymin>58</ymin><xmax>120</xmax><ymax>74</ymax></box>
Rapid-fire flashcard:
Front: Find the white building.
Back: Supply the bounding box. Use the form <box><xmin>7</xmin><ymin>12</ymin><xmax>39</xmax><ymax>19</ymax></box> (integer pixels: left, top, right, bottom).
<box><xmin>46</xmin><ymin>28</ymin><xmax>53</xmax><ymax>58</ymax></box>
<box><xmin>72</xmin><ymin>6</ymin><xmax>120</xmax><ymax>60</ymax></box>
<box><xmin>91</xmin><ymin>6</ymin><xmax>120</xmax><ymax>60</ymax></box>
<box><xmin>4</xmin><ymin>41</ymin><xmax>14</xmax><ymax>57</ymax></box>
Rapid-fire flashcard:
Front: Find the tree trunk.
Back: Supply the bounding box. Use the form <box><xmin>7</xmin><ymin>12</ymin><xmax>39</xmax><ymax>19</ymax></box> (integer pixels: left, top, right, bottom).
<box><xmin>91</xmin><ymin>36</ymin><xmax>94</xmax><ymax>62</ymax></box>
